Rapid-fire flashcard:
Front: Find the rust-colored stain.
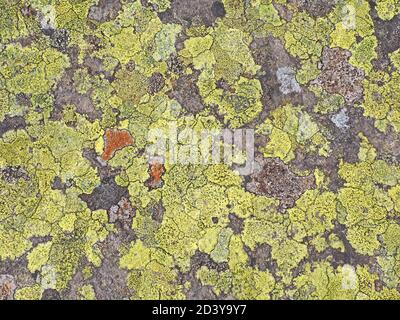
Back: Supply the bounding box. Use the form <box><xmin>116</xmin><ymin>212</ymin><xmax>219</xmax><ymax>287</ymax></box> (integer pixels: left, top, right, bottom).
<box><xmin>145</xmin><ymin>160</ymin><xmax>165</xmax><ymax>189</ymax></box>
<box><xmin>102</xmin><ymin>129</ymin><xmax>134</xmax><ymax>161</ymax></box>
<box><xmin>0</xmin><ymin>282</ymin><xmax>13</xmax><ymax>300</ymax></box>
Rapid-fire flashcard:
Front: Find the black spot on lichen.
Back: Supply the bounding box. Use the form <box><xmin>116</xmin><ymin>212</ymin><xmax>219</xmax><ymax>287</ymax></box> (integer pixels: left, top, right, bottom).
<box><xmin>51</xmin><ymin>176</ymin><xmax>74</xmax><ymax>193</ymax></box>
<box><xmin>167</xmin><ymin>54</ymin><xmax>185</xmax><ymax>75</ymax></box>
<box><xmin>148</xmin><ymin>72</ymin><xmax>165</xmax><ymax>94</ymax></box>
<box><xmin>211</xmin><ymin>1</ymin><xmax>226</xmax><ymax>18</ymax></box>
<box><xmin>29</xmin><ymin>235</ymin><xmax>52</xmax><ymax>247</ymax></box>
<box><xmin>48</xmin><ymin>29</ymin><xmax>70</xmax><ymax>53</ymax></box>
<box><xmin>15</xmin><ymin>93</ymin><xmax>32</xmax><ymax>108</ymax></box>
<box><xmin>0</xmin><ymin>116</ymin><xmax>26</xmax><ymax>138</ymax></box>
<box><xmin>150</xmin><ymin>201</ymin><xmax>165</xmax><ymax>223</ymax></box>
<box><xmin>79</xmin><ymin>177</ymin><xmax>128</xmax><ymax>211</ymax></box>
<box><xmin>41</xmin><ymin>289</ymin><xmax>61</xmax><ymax>300</ymax></box>
<box><xmin>1</xmin><ymin>166</ymin><xmax>30</xmax><ymax>184</ymax></box>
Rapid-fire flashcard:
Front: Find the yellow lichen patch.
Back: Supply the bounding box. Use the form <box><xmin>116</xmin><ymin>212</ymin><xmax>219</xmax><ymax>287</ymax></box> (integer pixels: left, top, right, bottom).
<box><xmin>257</xmin><ymin>105</ymin><xmax>325</xmax><ymax>163</ymax></box>
<box><xmin>27</xmin><ymin>242</ymin><xmax>52</xmax><ymax>273</ymax></box>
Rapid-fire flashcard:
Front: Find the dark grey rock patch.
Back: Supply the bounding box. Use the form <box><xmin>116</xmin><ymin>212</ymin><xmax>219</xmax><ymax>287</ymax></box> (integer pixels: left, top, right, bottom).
<box><xmin>79</xmin><ymin>177</ymin><xmax>129</xmax><ymax>211</ymax></box>
<box><xmin>0</xmin><ymin>116</ymin><xmax>26</xmax><ymax>138</ymax></box>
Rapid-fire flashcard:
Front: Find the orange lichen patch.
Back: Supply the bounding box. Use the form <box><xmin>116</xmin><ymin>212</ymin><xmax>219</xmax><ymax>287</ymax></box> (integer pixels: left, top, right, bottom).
<box><xmin>145</xmin><ymin>160</ymin><xmax>165</xmax><ymax>189</ymax></box>
<box><xmin>102</xmin><ymin>129</ymin><xmax>134</xmax><ymax>161</ymax></box>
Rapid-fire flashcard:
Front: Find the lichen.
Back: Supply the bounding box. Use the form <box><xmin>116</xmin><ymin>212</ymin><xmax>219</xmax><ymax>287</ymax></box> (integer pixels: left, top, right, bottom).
<box><xmin>1</xmin><ymin>0</ymin><xmax>400</xmax><ymax>301</ymax></box>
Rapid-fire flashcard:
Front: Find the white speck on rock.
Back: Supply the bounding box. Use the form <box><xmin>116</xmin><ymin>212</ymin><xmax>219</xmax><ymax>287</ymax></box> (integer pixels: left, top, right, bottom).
<box><xmin>331</xmin><ymin>108</ymin><xmax>349</xmax><ymax>130</ymax></box>
<box><xmin>40</xmin><ymin>5</ymin><xmax>57</xmax><ymax>30</ymax></box>
<box><xmin>276</xmin><ymin>67</ymin><xmax>301</xmax><ymax>95</ymax></box>
<box><xmin>342</xmin><ymin>264</ymin><xmax>357</xmax><ymax>290</ymax></box>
